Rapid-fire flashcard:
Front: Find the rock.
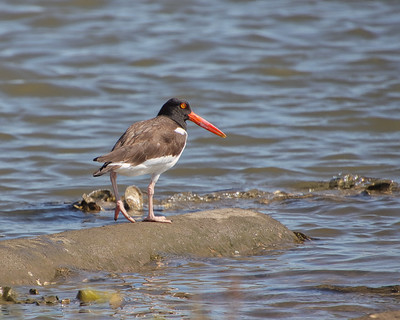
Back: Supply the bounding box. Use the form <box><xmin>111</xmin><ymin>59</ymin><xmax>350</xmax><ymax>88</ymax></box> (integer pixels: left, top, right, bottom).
<box><xmin>162</xmin><ymin>189</ymin><xmax>268</xmax><ymax>208</ymax></box>
<box><xmin>77</xmin><ymin>289</ymin><xmax>110</xmax><ymax>303</ymax></box>
<box><xmin>73</xmin><ymin>198</ymin><xmax>102</xmax><ymax>213</ymax></box>
<box><xmin>293</xmin><ymin>231</ymin><xmax>315</xmax><ymax>241</ymax></box>
<box><xmin>29</xmin><ymin>288</ymin><xmax>39</xmax><ymax>295</ymax></box>
<box><xmin>73</xmin><ymin>189</ymin><xmax>115</xmax><ymax>213</ymax></box>
<box><xmin>42</xmin><ymin>295</ymin><xmax>59</xmax><ymax>305</ymax></box>
<box><xmin>77</xmin><ymin>289</ymin><xmax>122</xmax><ymax>307</ymax></box>
<box><xmin>319</xmin><ymin>285</ymin><xmax>400</xmax><ymax>320</ymax></box>
<box><xmin>329</xmin><ymin>173</ymin><xmax>362</xmax><ymax>189</ymax></box>
<box><xmin>1</xmin><ymin>286</ymin><xmax>17</xmax><ymax>303</ymax></box>
<box><xmin>123</xmin><ymin>185</ymin><xmax>143</xmax><ymax>211</ymax></box>
<box><xmin>352</xmin><ymin>310</ymin><xmax>400</xmax><ymax>320</ymax></box>
<box><xmin>74</xmin><ymin>187</ymin><xmax>143</xmax><ymax>213</ymax></box>
<box><xmin>329</xmin><ymin>174</ymin><xmax>398</xmax><ymax>193</ymax></box>
<box><xmin>0</xmin><ymin>208</ymin><xmax>299</xmax><ymax>286</ymax></box>
<box><xmin>317</xmin><ymin>284</ymin><xmax>400</xmax><ymax>295</ymax></box>
<box><xmin>109</xmin><ymin>292</ymin><xmax>124</xmax><ymax>309</ymax></box>
<box><xmin>365</xmin><ymin>181</ymin><xmax>393</xmax><ymax>193</ymax></box>
<box><xmin>259</xmin><ymin>190</ymin><xmax>314</xmax><ymax>205</ymax></box>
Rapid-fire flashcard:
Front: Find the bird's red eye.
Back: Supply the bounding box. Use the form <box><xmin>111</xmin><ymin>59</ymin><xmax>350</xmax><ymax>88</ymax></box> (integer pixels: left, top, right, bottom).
<box><xmin>180</xmin><ymin>103</ymin><xmax>187</xmax><ymax>109</ymax></box>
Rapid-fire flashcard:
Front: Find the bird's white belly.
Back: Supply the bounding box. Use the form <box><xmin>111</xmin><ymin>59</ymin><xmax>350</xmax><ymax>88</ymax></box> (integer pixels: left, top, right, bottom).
<box><xmin>113</xmin><ymin>153</ymin><xmax>183</xmax><ymax>177</ymax></box>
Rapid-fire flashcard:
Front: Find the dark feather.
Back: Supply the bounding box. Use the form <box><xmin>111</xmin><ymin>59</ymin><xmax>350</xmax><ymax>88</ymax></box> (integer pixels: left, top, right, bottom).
<box><xmin>93</xmin><ymin>116</ymin><xmax>187</xmax><ymax>176</ymax></box>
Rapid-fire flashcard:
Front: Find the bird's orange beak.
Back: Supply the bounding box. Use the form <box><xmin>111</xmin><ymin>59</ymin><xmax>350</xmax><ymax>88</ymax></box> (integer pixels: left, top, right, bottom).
<box><xmin>188</xmin><ymin>112</ymin><xmax>227</xmax><ymax>138</ymax></box>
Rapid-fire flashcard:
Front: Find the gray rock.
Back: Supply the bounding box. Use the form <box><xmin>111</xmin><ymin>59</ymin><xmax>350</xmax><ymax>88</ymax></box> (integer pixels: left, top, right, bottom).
<box><xmin>0</xmin><ymin>208</ymin><xmax>299</xmax><ymax>286</ymax></box>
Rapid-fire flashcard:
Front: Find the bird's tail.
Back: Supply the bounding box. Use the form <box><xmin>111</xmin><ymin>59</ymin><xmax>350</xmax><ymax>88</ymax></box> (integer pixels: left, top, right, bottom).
<box><xmin>92</xmin><ymin>158</ymin><xmax>112</xmax><ymax>177</ymax></box>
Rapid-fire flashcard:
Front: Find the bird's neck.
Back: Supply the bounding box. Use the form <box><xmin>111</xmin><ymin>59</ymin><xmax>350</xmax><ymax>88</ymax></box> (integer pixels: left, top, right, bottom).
<box><xmin>160</xmin><ymin>115</ymin><xmax>187</xmax><ymax>131</ymax></box>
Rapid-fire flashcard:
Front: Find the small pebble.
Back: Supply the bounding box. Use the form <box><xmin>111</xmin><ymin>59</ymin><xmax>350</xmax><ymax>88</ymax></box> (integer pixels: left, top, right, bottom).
<box><xmin>29</xmin><ymin>288</ymin><xmax>39</xmax><ymax>295</ymax></box>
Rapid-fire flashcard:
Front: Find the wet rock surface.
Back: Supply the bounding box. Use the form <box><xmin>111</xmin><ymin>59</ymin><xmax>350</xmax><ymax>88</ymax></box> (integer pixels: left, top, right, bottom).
<box><xmin>352</xmin><ymin>310</ymin><xmax>400</xmax><ymax>320</ymax></box>
<box><xmin>1</xmin><ymin>286</ymin><xmax>18</xmax><ymax>303</ymax></box>
<box><xmin>72</xmin><ymin>174</ymin><xmax>399</xmax><ymax>217</ymax></box>
<box><xmin>328</xmin><ymin>173</ymin><xmax>399</xmax><ymax>194</ymax></box>
<box><xmin>317</xmin><ymin>284</ymin><xmax>400</xmax><ymax>296</ymax></box>
<box><xmin>316</xmin><ymin>285</ymin><xmax>400</xmax><ymax>320</ymax></box>
<box><xmin>0</xmin><ymin>286</ymin><xmax>115</xmax><ymax>307</ymax></box>
<box><xmin>123</xmin><ymin>185</ymin><xmax>143</xmax><ymax>211</ymax></box>
<box><xmin>159</xmin><ymin>174</ymin><xmax>399</xmax><ymax>211</ymax></box>
<box><xmin>0</xmin><ymin>208</ymin><xmax>299</xmax><ymax>286</ymax></box>
<box><xmin>74</xmin><ymin>186</ymin><xmax>143</xmax><ymax>213</ymax></box>
<box><xmin>73</xmin><ymin>189</ymin><xmax>115</xmax><ymax>213</ymax></box>
<box><xmin>77</xmin><ymin>289</ymin><xmax>123</xmax><ymax>308</ymax></box>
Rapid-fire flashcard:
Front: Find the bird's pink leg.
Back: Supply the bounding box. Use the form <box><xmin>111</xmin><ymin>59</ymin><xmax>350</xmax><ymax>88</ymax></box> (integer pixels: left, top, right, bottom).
<box><xmin>144</xmin><ymin>174</ymin><xmax>171</xmax><ymax>223</ymax></box>
<box><xmin>110</xmin><ymin>171</ymin><xmax>135</xmax><ymax>223</ymax></box>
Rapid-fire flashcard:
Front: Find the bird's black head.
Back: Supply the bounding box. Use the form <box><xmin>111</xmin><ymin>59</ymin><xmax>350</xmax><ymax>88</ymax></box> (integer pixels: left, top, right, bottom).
<box><xmin>157</xmin><ymin>98</ymin><xmax>227</xmax><ymax>138</ymax></box>
<box><xmin>157</xmin><ymin>98</ymin><xmax>192</xmax><ymax>130</ymax></box>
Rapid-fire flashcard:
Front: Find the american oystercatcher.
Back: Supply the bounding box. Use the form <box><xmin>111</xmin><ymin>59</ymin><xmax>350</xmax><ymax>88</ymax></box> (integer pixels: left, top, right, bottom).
<box><xmin>93</xmin><ymin>98</ymin><xmax>226</xmax><ymax>223</ymax></box>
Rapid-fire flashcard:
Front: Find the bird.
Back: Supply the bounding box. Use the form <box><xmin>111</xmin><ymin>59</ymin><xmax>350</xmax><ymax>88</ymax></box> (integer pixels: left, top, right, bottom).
<box><xmin>93</xmin><ymin>98</ymin><xmax>226</xmax><ymax>223</ymax></box>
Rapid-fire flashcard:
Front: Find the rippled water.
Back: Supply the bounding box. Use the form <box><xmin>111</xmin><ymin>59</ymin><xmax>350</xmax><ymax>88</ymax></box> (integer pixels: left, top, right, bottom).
<box><xmin>1</xmin><ymin>0</ymin><xmax>400</xmax><ymax>318</ymax></box>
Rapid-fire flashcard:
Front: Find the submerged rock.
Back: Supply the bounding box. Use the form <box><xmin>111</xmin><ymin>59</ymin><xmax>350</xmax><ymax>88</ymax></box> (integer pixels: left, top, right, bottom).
<box><xmin>353</xmin><ymin>310</ymin><xmax>400</xmax><ymax>320</ymax></box>
<box><xmin>328</xmin><ymin>173</ymin><xmax>399</xmax><ymax>193</ymax></box>
<box><xmin>1</xmin><ymin>286</ymin><xmax>17</xmax><ymax>303</ymax></box>
<box><xmin>77</xmin><ymin>289</ymin><xmax>123</xmax><ymax>308</ymax></box>
<box><xmin>317</xmin><ymin>285</ymin><xmax>400</xmax><ymax>320</ymax></box>
<box><xmin>77</xmin><ymin>289</ymin><xmax>110</xmax><ymax>303</ymax></box>
<box><xmin>163</xmin><ymin>189</ymin><xmax>267</xmax><ymax>205</ymax></box>
<box><xmin>0</xmin><ymin>287</ymin><xmax>69</xmax><ymax>306</ymax></box>
<box><xmin>317</xmin><ymin>284</ymin><xmax>400</xmax><ymax>295</ymax></box>
<box><xmin>73</xmin><ymin>174</ymin><xmax>399</xmax><ymax>216</ymax></box>
<box><xmin>29</xmin><ymin>288</ymin><xmax>39</xmax><ymax>295</ymax></box>
<box><xmin>39</xmin><ymin>295</ymin><xmax>59</xmax><ymax>305</ymax></box>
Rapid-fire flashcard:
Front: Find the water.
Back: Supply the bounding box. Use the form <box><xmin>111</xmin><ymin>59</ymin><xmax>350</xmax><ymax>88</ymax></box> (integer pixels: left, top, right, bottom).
<box><xmin>1</xmin><ymin>0</ymin><xmax>400</xmax><ymax>318</ymax></box>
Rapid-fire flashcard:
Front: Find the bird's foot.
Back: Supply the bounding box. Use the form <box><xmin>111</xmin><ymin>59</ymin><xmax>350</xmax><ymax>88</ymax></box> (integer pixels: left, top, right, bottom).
<box><xmin>143</xmin><ymin>215</ymin><xmax>172</xmax><ymax>223</ymax></box>
<box><xmin>114</xmin><ymin>200</ymin><xmax>136</xmax><ymax>223</ymax></box>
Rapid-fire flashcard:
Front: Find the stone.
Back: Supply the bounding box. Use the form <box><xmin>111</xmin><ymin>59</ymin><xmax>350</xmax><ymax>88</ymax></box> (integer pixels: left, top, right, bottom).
<box><xmin>0</xmin><ymin>208</ymin><xmax>299</xmax><ymax>286</ymax></box>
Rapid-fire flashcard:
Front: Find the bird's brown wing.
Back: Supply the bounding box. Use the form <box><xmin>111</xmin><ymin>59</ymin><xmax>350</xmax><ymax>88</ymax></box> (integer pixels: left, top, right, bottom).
<box><xmin>93</xmin><ymin>116</ymin><xmax>186</xmax><ymax>176</ymax></box>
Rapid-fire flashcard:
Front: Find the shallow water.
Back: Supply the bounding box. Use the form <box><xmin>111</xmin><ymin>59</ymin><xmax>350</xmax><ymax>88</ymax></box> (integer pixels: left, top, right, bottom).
<box><xmin>1</xmin><ymin>0</ymin><xmax>400</xmax><ymax>318</ymax></box>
